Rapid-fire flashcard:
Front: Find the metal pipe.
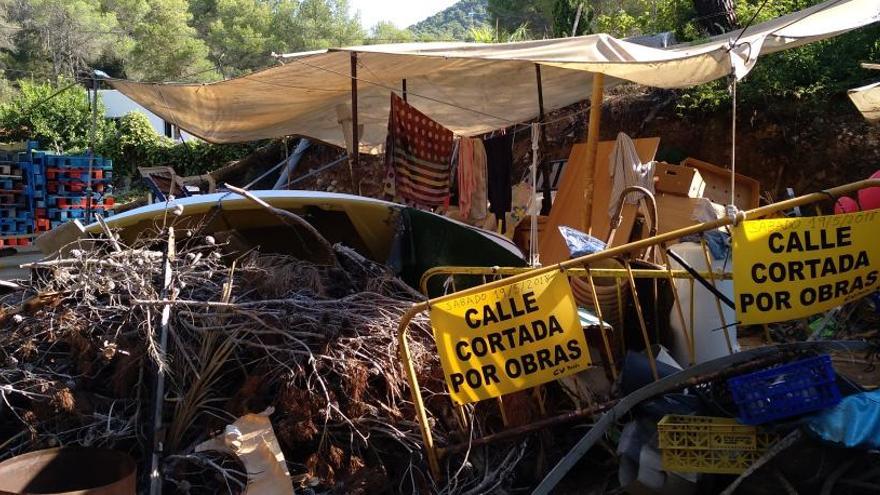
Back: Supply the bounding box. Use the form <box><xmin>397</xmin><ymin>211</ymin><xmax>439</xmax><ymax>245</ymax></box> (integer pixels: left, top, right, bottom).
<box><xmin>585</xmin><ymin>268</ymin><xmax>617</xmax><ymax>379</ymax></box>
<box><xmin>420</xmin><ymin>267</ymin><xmax>732</xmax><ymax>293</ymax></box>
<box><xmin>659</xmin><ymin>246</ymin><xmax>695</xmax><ymax>365</ymax></box>
<box><xmin>443</xmin><ymin>400</ymin><xmax>617</xmax><ymax>455</ymax></box>
<box><xmin>87</xmin><ymin>74</ymin><xmax>98</xmax><ymax>221</ymax></box>
<box><xmin>396</xmin><ymin>305</ymin><xmax>440</xmax><ymax>476</ymax></box>
<box><xmin>699</xmin><ymin>238</ymin><xmax>734</xmax><ymax>354</ymax></box>
<box><xmin>623</xmin><ymin>259</ymin><xmax>659</xmax><ymax>380</ymax></box>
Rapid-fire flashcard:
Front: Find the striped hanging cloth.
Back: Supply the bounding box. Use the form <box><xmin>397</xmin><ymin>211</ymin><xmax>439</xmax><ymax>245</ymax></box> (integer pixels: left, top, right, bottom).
<box><xmin>385</xmin><ymin>93</ymin><xmax>454</xmax><ymax>208</ymax></box>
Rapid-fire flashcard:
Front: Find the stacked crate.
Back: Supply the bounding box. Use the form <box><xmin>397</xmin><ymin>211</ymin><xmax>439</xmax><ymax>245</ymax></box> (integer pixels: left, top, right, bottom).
<box><xmin>42</xmin><ymin>151</ymin><xmax>115</xmax><ymax>230</ymax></box>
<box><xmin>0</xmin><ymin>142</ymin><xmax>115</xmax><ymax>245</ymax></box>
<box><xmin>0</xmin><ymin>143</ymin><xmax>36</xmax><ymax>247</ymax></box>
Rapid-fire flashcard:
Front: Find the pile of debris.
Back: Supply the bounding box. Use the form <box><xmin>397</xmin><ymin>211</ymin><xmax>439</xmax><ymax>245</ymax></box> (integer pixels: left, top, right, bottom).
<box><xmin>0</xmin><ymin>225</ymin><xmax>521</xmax><ymax>493</ymax></box>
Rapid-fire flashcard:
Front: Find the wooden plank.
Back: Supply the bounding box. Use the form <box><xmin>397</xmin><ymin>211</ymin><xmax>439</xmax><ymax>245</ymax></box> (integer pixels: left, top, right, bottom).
<box><xmin>539</xmin><ymin>137</ymin><xmax>659</xmax><ymax>264</ymax></box>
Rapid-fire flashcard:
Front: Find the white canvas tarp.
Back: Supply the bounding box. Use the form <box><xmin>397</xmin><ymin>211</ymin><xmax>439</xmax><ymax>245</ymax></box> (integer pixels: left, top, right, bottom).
<box><xmin>109</xmin><ymin>0</ymin><xmax>880</xmax><ymax>148</ymax></box>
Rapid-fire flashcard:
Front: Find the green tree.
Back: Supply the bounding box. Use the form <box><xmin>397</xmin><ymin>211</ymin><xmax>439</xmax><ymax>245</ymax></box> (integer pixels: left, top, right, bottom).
<box><xmin>367</xmin><ymin>21</ymin><xmax>415</xmax><ymax>44</ymax></box>
<box><xmin>468</xmin><ymin>23</ymin><xmax>530</xmax><ymax>43</ymax></box>
<box><xmin>108</xmin><ymin>0</ymin><xmax>217</xmax><ymax>81</ymax></box>
<box><xmin>280</xmin><ymin>0</ymin><xmax>364</xmax><ymax>50</ymax></box>
<box><xmin>6</xmin><ymin>0</ymin><xmax>124</xmax><ymax>79</ymax></box>
<box><xmin>551</xmin><ymin>0</ymin><xmax>592</xmax><ymax>37</ymax></box>
<box><xmin>0</xmin><ymin>78</ymin><xmax>111</xmax><ymax>152</ymax></box>
<box><xmin>205</xmin><ymin>0</ymin><xmax>277</xmax><ymax>76</ymax></box>
<box><xmin>192</xmin><ymin>0</ymin><xmax>363</xmax><ymax>75</ymax></box>
<box><xmin>410</xmin><ymin>0</ymin><xmax>489</xmax><ymax>41</ymax></box>
<box><xmin>488</xmin><ymin>0</ymin><xmax>554</xmax><ymax>36</ymax></box>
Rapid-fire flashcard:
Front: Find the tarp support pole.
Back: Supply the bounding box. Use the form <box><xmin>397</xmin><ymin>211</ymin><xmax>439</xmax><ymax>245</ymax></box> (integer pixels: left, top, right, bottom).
<box><xmin>535</xmin><ymin>64</ymin><xmax>552</xmax><ymax>215</ymax></box>
<box><xmin>402</xmin><ymin>78</ymin><xmax>407</xmax><ymax>103</ymax></box>
<box><xmin>584</xmin><ymin>72</ymin><xmax>604</xmax><ymax>233</ymax></box>
<box><xmin>350</xmin><ymin>52</ymin><xmax>361</xmax><ymax>194</ymax></box>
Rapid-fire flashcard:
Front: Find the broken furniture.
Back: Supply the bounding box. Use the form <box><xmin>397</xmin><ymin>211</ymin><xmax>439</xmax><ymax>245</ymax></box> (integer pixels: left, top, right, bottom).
<box><xmin>138</xmin><ymin>166</ymin><xmax>216</xmax><ymax>202</ymax></box>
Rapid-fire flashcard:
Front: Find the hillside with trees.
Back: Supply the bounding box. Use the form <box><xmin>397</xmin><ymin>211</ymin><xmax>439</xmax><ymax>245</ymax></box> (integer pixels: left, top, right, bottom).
<box><xmin>0</xmin><ymin>0</ymin><xmax>364</xmax><ymax>83</ymax></box>
<box><xmin>409</xmin><ymin>0</ymin><xmax>490</xmax><ymax>41</ymax></box>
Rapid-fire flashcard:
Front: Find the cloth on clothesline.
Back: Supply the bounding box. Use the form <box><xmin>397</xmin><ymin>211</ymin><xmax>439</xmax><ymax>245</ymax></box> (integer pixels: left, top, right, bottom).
<box><xmin>384</xmin><ymin>93</ymin><xmax>454</xmax><ymax>207</ymax></box>
<box><xmin>457</xmin><ymin>136</ymin><xmax>488</xmax><ymax>221</ymax></box>
<box><xmin>608</xmin><ymin>132</ymin><xmax>655</xmax><ymax>218</ymax></box>
<box><xmin>484</xmin><ymin>133</ymin><xmax>513</xmax><ymax>228</ymax></box>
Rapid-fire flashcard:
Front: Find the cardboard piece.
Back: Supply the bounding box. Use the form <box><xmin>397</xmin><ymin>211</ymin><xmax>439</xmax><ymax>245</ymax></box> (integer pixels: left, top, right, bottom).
<box><xmin>655</xmin><ymin>194</ymin><xmax>725</xmax><ymax>236</ymax></box>
<box><xmin>679</xmin><ymin>157</ymin><xmax>760</xmax><ymax>210</ymax></box>
<box><xmin>654</xmin><ymin>162</ymin><xmax>706</xmax><ymax>198</ymax></box>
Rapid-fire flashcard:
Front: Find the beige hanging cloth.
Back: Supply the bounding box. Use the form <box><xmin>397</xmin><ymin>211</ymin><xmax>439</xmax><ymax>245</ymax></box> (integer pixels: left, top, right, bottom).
<box><xmin>457</xmin><ymin>136</ymin><xmax>488</xmax><ymax>222</ymax></box>
<box><xmin>608</xmin><ymin>132</ymin><xmax>656</xmax><ymax>218</ymax></box>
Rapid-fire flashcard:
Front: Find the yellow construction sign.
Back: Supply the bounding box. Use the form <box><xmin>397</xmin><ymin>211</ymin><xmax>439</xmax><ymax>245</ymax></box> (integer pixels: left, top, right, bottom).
<box><xmin>733</xmin><ymin>210</ymin><xmax>880</xmax><ymax>325</ymax></box>
<box><xmin>429</xmin><ymin>271</ymin><xmax>589</xmax><ymax>405</ymax></box>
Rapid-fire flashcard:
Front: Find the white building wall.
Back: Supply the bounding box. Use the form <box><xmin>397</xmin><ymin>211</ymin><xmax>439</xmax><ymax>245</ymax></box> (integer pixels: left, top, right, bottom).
<box><xmin>98</xmin><ymin>90</ymin><xmax>197</xmax><ymax>143</ymax></box>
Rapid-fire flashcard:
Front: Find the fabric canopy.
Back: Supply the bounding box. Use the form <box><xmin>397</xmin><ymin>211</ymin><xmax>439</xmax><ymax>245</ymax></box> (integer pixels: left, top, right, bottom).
<box><xmin>109</xmin><ymin>0</ymin><xmax>879</xmax><ymax>148</ymax></box>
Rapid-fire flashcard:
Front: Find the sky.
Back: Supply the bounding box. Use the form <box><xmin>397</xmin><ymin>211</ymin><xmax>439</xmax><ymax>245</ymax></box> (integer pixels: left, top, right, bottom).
<box><xmin>349</xmin><ymin>0</ymin><xmax>459</xmax><ymax>30</ymax></box>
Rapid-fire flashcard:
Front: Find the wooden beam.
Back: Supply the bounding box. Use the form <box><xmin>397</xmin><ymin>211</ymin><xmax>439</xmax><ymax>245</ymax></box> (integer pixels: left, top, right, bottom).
<box><xmin>583</xmin><ymin>72</ymin><xmax>605</xmax><ymax>233</ymax></box>
<box><xmin>350</xmin><ymin>52</ymin><xmax>360</xmax><ymax>194</ymax></box>
<box><xmin>535</xmin><ymin>64</ymin><xmax>552</xmax><ymax>214</ymax></box>
<box><xmin>861</xmin><ymin>62</ymin><xmax>880</xmax><ymax>70</ymax></box>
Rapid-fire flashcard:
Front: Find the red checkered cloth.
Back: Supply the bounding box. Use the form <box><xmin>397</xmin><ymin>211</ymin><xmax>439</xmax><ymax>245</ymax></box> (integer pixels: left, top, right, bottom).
<box><xmin>384</xmin><ymin>93</ymin><xmax>454</xmax><ymax>207</ymax></box>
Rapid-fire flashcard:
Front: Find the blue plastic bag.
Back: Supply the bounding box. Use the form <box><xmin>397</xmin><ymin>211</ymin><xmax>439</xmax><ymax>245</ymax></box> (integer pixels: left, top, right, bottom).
<box><xmin>806</xmin><ymin>389</ymin><xmax>880</xmax><ymax>449</ymax></box>
<box><xmin>559</xmin><ymin>225</ymin><xmax>607</xmax><ymax>258</ymax></box>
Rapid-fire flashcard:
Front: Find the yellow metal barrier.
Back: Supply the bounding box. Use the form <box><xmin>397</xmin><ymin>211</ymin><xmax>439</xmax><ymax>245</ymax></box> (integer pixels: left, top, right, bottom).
<box><xmin>398</xmin><ymin>178</ymin><xmax>880</xmax><ymax>477</ymax></box>
<box><xmin>419</xmin><ymin>267</ymin><xmax>733</xmax><ymax>295</ymax></box>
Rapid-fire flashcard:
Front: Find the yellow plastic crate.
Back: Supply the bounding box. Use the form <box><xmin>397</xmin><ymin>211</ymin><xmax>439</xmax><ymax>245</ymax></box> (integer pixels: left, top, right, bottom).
<box><xmin>658</xmin><ymin>415</ymin><xmax>770</xmax><ymax>474</ymax></box>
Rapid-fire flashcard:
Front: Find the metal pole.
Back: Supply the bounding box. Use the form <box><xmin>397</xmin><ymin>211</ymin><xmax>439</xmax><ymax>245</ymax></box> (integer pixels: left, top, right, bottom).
<box><xmin>87</xmin><ymin>74</ymin><xmax>97</xmax><ymax>220</ymax></box>
<box><xmin>584</xmin><ymin>73</ymin><xmax>604</xmax><ymax>233</ymax></box>
<box><xmin>402</xmin><ymin>78</ymin><xmax>407</xmax><ymax>103</ymax></box>
<box><xmin>350</xmin><ymin>52</ymin><xmax>360</xmax><ymax>195</ymax></box>
<box><xmin>535</xmin><ymin>64</ymin><xmax>552</xmax><ymax>215</ymax></box>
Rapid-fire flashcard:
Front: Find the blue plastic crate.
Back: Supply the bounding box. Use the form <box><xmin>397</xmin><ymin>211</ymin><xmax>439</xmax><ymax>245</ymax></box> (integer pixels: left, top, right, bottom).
<box><xmin>727</xmin><ymin>355</ymin><xmax>841</xmax><ymax>425</ymax></box>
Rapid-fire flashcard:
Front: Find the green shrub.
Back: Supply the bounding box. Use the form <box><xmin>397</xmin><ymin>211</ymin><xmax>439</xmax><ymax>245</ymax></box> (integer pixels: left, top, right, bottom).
<box><xmin>0</xmin><ymin>78</ymin><xmax>112</xmax><ymax>152</ymax></box>
<box><xmin>98</xmin><ymin>111</ymin><xmax>257</xmax><ymax>181</ymax></box>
